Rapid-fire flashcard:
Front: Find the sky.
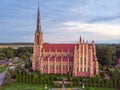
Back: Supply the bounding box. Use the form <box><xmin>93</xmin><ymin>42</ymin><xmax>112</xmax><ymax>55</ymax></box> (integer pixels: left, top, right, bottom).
<box><xmin>0</xmin><ymin>0</ymin><xmax>120</xmax><ymax>44</ymax></box>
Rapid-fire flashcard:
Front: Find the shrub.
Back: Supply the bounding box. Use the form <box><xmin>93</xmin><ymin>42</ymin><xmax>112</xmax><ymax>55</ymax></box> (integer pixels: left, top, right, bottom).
<box><xmin>3</xmin><ymin>71</ymin><xmax>11</xmax><ymax>85</ymax></box>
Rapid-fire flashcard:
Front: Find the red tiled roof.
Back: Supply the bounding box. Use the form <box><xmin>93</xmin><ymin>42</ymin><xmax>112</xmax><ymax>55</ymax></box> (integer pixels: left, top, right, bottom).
<box><xmin>42</xmin><ymin>43</ymin><xmax>78</xmax><ymax>52</ymax></box>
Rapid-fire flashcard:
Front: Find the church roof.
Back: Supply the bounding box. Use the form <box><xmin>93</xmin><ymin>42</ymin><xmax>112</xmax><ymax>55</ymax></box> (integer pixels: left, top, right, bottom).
<box><xmin>42</xmin><ymin>43</ymin><xmax>78</xmax><ymax>52</ymax></box>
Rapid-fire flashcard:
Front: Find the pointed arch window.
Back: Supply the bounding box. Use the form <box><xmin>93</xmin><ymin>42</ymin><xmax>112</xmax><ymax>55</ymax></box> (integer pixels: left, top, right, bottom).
<box><xmin>84</xmin><ymin>57</ymin><xmax>86</xmax><ymax>64</ymax></box>
<box><xmin>84</xmin><ymin>67</ymin><xmax>86</xmax><ymax>72</ymax></box>
<box><xmin>81</xmin><ymin>57</ymin><xmax>82</xmax><ymax>64</ymax></box>
<box><xmin>81</xmin><ymin>67</ymin><xmax>82</xmax><ymax>72</ymax></box>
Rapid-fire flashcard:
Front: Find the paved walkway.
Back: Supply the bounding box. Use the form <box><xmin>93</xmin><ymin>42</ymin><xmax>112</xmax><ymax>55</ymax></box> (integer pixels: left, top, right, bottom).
<box><xmin>0</xmin><ymin>71</ymin><xmax>6</xmax><ymax>86</ymax></box>
<box><xmin>62</xmin><ymin>84</ymin><xmax>66</xmax><ymax>90</ymax></box>
<box><xmin>52</xmin><ymin>88</ymin><xmax>80</xmax><ymax>90</ymax></box>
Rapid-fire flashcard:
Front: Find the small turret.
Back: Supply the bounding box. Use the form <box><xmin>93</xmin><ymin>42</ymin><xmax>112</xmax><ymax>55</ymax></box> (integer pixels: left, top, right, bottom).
<box><xmin>92</xmin><ymin>40</ymin><xmax>94</xmax><ymax>44</ymax></box>
<box><xmin>86</xmin><ymin>40</ymin><xmax>88</xmax><ymax>43</ymax></box>
<box><xmin>79</xmin><ymin>36</ymin><xmax>82</xmax><ymax>43</ymax></box>
<box><xmin>83</xmin><ymin>39</ymin><xmax>84</xmax><ymax>43</ymax></box>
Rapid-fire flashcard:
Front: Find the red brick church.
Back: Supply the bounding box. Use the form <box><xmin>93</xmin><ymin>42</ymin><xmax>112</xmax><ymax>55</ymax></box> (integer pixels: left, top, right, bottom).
<box><xmin>32</xmin><ymin>6</ymin><xmax>99</xmax><ymax>77</ymax></box>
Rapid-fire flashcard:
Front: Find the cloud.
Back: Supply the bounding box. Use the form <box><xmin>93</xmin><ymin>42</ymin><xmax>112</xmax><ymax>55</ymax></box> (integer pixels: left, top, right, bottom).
<box><xmin>87</xmin><ymin>15</ymin><xmax>120</xmax><ymax>23</ymax></box>
<box><xmin>0</xmin><ymin>0</ymin><xmax>120</xmax><ymax>43</ymax></box>
<box><xmin>63</xmin><ymin>21</ymin><xmax>120</xmax><ymax>37</ymax></box>
<box><xmin>42</xmin><ymin>21</ymin><xmax>120</xmax><ymax>43</ymax></box>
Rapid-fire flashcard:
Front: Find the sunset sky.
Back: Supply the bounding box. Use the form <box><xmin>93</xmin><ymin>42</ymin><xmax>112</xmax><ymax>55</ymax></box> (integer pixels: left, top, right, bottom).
<box><xmin>0</xmin><ymin>0</ymin><xmax>120</xmax><ymax>43</ymax></box>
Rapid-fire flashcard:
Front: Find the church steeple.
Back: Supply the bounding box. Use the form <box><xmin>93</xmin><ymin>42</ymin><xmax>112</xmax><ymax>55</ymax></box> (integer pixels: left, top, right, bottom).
<box><xmin>36</xmin><ymin>4</ymin><xmax>42</xmax><ymax>32</ymax></box>
<box><xmin>34</xmin><ymin>4</ymin><xmax>43</xmax><ymax>45</ymax></box>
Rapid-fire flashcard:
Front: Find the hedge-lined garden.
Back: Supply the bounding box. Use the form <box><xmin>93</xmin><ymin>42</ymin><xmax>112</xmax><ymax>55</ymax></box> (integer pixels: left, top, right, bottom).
<box><xmin>15</xmin><ymin>72</ymin><xmax>119</xmax><ymax>88</ymax></box>
<box><xmin>16</xmin><ymin>73</ymin><xmax>54</xmax><ymax>85</ymax></box>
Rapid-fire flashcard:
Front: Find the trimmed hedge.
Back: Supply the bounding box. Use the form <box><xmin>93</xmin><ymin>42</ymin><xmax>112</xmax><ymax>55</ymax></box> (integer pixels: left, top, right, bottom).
<box><xmin>15</xmin><ymin>72</ymin><xmax>119</xmax><ymax>88</ymax></box>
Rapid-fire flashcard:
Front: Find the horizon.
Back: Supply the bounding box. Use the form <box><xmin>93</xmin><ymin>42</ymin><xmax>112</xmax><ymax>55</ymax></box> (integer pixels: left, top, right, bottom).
<box><xmin>0</xmin><ymin>42</ymin><xmax>120</xmax><ymax>44</ymax></box>
<box><xmin>0</xmin><ymin>0</ymin><xmax>120</xmax><ymax>43</ymax></box>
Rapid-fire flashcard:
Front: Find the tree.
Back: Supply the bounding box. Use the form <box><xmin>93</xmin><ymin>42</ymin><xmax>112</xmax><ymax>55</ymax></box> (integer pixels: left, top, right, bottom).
<box><xmin>20</xmin><ymin>73</ymin><xmax>23</xmax><ymax>83</ymax></box>
<box><xmin>16</xmin><ymin>47</ymin><xmax>33</xmax><ymax>58</ymax></box>
<box><xmin>0</xmin><ymin>53</ymin><xmax>6</xmax><ymax>60</ymax></box>
<box><xmin>0</xmin><ymin>47</ymin><xmax>33</xmax><ymax>61</ymax></box>
<box><xmin>46</xmin><ymin>76</ymin><xmax>50</xmax><ymax>84</ymax></box>
<box><xmin>96</xmin><ymin>77</ymin><xmax>100</xmax><ymax>87</ymax></box>
<box><xmin>113</xmin><ymin>78</ymin><xmax>118</xmax><ymax>88</ymax></box>
<box><xmin>29</xmin><ymin>74</ymin><xmax>32</xmax><ymax>84</ymax></box>
<box><xmin>0</xmin><ymin>48</ymin><xmax>15</xmax><ymax>59</ymax></box>
<box><xmin>101</xmin><ymin>79</ymin><xmax>104</xmax><ymax>87</ymax></box>
<box><xmin>3</xmin><ymin>48</ymin><xmax>15</xmax><ymax>59</ymax></box>
<box><xmin>112</xmin><ymin>54</ymin><xmax>117</xmax><ymax>65</ymax></box>
<box><xmin>21</xmin><ymin>51</ymin><xmax>31</xmax><ymax>61</ymax></box>
<box><xmin>8</xmin><ymin>69</ymin><xmax>16</xmax><ymax>79</ymax></box>
<box><xmin>72</xmin><ymin>77</ymin><xmax>77</xmax><ymax>86</ymax></box>
<box><xmin>76</xmin><ymin>78</ymin><xmax>80</xmax><ymax>86</ymax></box>
<box><xmin>23</xmin><ymin>73</ymin><xmax>25</xmax><ymax>83</ymax></box>
<box><xmin>16</xmin><ymin>73</ymin><xmax>20</xmax><ymax>83</ymax></box>
<box><xmin>96</xmin><ymin>45</ymin><xmax>115</xmax><ymax>67</ymax></box>
<box><xmin>93</xmin><ymin>77</ymin><xmax>96</xmax><ymax>87</ymax></box>
<box><xmin>105</xmin><ymin>80</ymin><xmax>109</xmax><ymax>88</ymax></box>
<box><xmin>117</xmin><ymin>80</ymin><xmax>120</xmax><ymax>89</ymax></box>
<box><xmin>116</xmin><ymin>49</ymin><xmax>120</xmax><ymax>58</ymax></box>
<box><xmin>109</xmin><ymin>79</ymin><xmax>113</xmax><ymax>88</ymax></box>
<box><xmin>3</xmin><ymin>72</ymin><xmax>11</xmax><ymax>85</ymax></box>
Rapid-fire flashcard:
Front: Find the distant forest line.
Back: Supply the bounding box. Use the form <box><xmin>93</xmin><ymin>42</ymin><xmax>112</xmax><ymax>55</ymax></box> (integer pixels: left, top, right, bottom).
<box><xmin>0</xmin><ymin>42</ymin><xmax>120</xmax><ymax>45</ymax></box>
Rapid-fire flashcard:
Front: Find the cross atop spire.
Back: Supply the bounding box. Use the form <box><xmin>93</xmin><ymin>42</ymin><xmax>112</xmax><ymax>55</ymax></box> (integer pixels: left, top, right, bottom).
<box><xmin>36</xmin><ymin>4</ymin><xmax>42</xmax><ymax>32</ymax></box>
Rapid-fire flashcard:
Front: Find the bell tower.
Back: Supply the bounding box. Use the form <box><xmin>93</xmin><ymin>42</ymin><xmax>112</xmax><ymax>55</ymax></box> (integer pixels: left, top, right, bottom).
<box><xmin>33</xmin><ymin>4</ymin><xmax>43</xmax><ymax>71</ymax></box>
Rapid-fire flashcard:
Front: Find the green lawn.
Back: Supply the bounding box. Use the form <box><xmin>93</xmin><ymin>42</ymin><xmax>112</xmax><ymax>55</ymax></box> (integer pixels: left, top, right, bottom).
<box><xmin>0</xmin><ymin>83</ymin><xmax>117</xmax><ymax>90</ymax></box>
<box><xmin>0</xmin><ymin>66</ymin><xmax>8</xmax><ymax>73</ymax></box>
<box><xmin>89</xmin><ymin>87</ymin><xmax>116</xmax><ymax>90</ymax></box>
<box><xmin>0</xmin><ymin>83</ymin><xmax>52</xmax><ymax>90</ymax></box>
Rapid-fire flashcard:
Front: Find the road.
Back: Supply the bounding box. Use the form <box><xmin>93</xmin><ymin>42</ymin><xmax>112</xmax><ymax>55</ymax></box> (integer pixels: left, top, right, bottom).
<box><xmin>0</xmin><ymin>71</ymin><xmax>6</xmax><ymax>86</ymax></box>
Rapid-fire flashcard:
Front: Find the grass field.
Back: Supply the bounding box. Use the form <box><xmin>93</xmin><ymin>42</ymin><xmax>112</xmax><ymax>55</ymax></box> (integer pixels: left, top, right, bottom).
<box><xmin>0</xmin><ymin>83</ymin><xmax>52</xmax><ymax>90</ymax></box>
<box><xmin>0</xmin><ymin>66</ymin><xmax>8</xmax><ymax>73</ymax></box>
<box><xmin>88</xmin><ymin>87</ymin><xmax>116</xmax><ymax>90</ymax></box>
<box><xmin>0</xmin><ymin>83</ymin><xmax>117</xmax><ymax>90</ymax></box>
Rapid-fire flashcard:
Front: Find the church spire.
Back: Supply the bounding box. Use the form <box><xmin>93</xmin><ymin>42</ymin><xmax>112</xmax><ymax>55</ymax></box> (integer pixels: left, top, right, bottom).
<box><xmin>36</xmin><ymin>4</ymin><xmax>42</xmax><ymax>32</ymax></box>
